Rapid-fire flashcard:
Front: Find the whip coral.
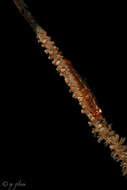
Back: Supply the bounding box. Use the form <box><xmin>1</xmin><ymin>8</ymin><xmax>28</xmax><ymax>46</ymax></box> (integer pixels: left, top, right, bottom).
<box><xmin>12</xmin><ymin>0</ymin><xmax>127</xmax><ymax>177</ymax></box>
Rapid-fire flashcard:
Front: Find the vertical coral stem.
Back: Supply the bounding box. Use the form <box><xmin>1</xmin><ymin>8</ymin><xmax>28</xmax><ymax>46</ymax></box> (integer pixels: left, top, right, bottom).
<box><xmin>12</xmin><ymin>0</ymin><xmax>127</xmax><ymax>176</ymax></box>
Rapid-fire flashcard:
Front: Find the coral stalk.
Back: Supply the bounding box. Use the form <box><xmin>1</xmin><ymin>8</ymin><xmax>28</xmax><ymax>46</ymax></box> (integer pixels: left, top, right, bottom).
<box><xmin>12</xmin><ymin>0</ymin><xmax>127</xmax><ymax>176</ymax></box>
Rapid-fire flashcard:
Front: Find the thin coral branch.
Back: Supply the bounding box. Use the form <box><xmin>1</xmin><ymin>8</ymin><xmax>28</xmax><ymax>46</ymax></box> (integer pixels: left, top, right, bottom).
<box><xmin>12</xmin><ymin>0</ymin><xmax>127</xmax><ymax>176</ymax></box>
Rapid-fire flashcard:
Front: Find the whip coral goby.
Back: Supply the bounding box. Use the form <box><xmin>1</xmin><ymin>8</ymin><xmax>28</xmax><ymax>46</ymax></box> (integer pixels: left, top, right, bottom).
<box><xmin>12</xmin><ymin>0</ymin><xmax>127</xmax><ymax>177</ymax></box>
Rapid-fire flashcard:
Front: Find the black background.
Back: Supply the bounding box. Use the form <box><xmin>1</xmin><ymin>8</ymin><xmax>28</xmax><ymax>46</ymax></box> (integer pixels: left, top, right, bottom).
<box><xmin>1</xmin><ymin>0</ymin><xmax>127</xmax><ymax>188</ymax></box>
